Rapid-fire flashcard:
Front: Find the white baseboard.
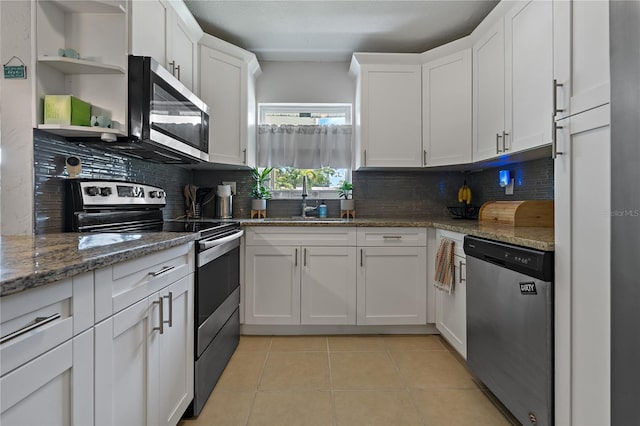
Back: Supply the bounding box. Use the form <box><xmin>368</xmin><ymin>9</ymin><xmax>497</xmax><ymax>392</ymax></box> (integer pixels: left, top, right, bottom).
<box><xmin>241</xmin><ymin>323</ymin><xmax>439</xmax><ymax>335</ymax></box>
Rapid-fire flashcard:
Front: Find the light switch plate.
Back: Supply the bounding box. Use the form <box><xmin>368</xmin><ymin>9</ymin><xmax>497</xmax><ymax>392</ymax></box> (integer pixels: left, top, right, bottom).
<box><xmin>222</xmin><ymin>181</ymin><xmax>236</xmax><ymax>195</ymax></box>
<box><xmin>505</xmin><ymin>178</ymin><xmax>515</xmax><ymax>195</ymax></box>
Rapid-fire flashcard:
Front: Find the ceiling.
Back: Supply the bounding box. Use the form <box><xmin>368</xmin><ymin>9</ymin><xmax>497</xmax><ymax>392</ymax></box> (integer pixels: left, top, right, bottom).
<box><xmin>184</xmin><ymin>0</ymin><xmax>499</xmax><ymax>62</ymax></box>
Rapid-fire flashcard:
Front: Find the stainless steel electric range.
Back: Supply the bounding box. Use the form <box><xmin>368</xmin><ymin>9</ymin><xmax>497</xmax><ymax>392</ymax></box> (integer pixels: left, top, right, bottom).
<box><xmin>65</xmin><ymin>179</ymin><xmax>242</xmax><ymax>417</ymax></box>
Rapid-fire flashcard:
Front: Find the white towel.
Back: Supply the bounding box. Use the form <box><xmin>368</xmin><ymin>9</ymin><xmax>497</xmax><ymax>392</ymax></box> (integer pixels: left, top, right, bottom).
<box><xmin>434</xmin><ymin>238</ymin><xmax>455</xmax><ymax>294</ymax></box>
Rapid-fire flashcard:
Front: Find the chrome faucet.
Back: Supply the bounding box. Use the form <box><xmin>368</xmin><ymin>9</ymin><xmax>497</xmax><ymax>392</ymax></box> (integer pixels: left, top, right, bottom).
<box><xmin>301</xmin><ymin>176</ymin><xmax>318</xmax><ymax>217</ymax></box>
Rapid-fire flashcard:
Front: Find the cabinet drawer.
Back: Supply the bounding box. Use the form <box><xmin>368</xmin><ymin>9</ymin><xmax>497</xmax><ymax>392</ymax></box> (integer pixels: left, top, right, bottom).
<box><xmin>95</xmin><ymin>243</ymin><xmax>194</xmax><ymax>322</ymax></box>
<box><xmin>357</xmin><ymin>228</ymin><xmax>427</xmax><ymax>247</ymax></box>
<box><xmin>0</xmin><ymin>273</ymin><xmax>93</xmax><ymax>376</ymax></box>
<box><xmin>245</xmin><ymin>226</ymin><xmax>357</xmax><ymax>246</ymax></box>
<box><xmin>436</xmin><ymin>229</ymin><xmax>466</xmax><ymax>258</ymax></box>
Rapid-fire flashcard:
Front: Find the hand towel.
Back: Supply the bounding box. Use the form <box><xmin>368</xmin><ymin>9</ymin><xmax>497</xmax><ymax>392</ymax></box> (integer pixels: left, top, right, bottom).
<box><xmin>434</xmin><ymin>238</ymin><xmax>455</xmax><ymax>294</ymax></box>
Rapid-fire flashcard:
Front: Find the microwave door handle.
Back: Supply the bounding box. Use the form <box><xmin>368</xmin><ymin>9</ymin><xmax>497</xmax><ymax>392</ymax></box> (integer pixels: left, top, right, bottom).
<box><xmin>199</xmin><ymin>230</ymin><xmax>244</xmax><ymax>250</ymax></box>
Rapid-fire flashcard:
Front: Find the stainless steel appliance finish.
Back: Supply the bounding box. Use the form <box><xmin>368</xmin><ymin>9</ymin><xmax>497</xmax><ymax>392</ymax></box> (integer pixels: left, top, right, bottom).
<box><xmin>464</xmin><ymin>236</ymin><xmax>554</xmax><ymax>426</ymax></box>
<box><xmin>611</xmin><ymin>2</ymin><xmax>640</xmax><ymax>421</ymax></box>
<box><xmin>215</xmin><ymin>195</ymin><xmax>233</xmax><ymax>219</ymax></box>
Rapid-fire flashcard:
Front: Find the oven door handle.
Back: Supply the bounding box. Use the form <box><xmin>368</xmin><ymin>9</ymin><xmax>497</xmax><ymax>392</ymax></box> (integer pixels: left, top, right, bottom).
<box><xmin>199</xmin><ymin>229</ymin><xmax>244</xmax><ymax>250</ymax></box>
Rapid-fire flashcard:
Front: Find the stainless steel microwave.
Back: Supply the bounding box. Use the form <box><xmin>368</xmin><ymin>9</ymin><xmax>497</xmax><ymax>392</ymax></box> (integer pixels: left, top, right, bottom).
<box><xmin>127</xmin><ymin>55</ymin><xmax>209</xmax><ymax>163</ymax></box>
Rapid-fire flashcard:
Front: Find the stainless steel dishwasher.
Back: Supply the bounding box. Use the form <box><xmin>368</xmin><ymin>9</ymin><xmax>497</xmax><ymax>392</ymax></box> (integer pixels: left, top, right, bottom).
<box><xmin>464</xmin><ymin>236</ymin><xmax>554</xmax><ymax>426</ymax></box>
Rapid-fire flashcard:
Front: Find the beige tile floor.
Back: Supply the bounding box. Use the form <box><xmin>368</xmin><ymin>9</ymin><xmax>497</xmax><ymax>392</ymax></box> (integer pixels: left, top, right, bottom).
<box><xmin>180</xmin><ymin>335</ymin><xmax>517</xmax><ymax>426</ymax></box>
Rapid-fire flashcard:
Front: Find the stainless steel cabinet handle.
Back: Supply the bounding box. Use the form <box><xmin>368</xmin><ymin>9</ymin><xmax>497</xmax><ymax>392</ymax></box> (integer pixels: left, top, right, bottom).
<box><xmin>149</xmin><ymin>265</ymin><xmax>175</xmax><ymax>277</ymax></box>
<box><xmin>360</xmin><ymin>249</ymin><xmax>363</xmax><ymax>267</ymax></box>
<box><xmin>0</xmin><ymin>313</ymin><xmax>61</xmax><ymax>345</ymax></box>
<box><xmin>168</xmin><ymin>60</ymin><xmax>176</xmax><ymax>75</ymax></box>
<box><xmin>383</xmin><ymin>235</ymin><xmax>402</xmax><ymax>240</ymax></box>
<box><xmin>496</xmin><ymin>133</ymin><xmax>503</xmax><ymax>154</ymax></box>
<box><xmin>552</xmin><ymin>119</ymin><xmax>564</xmax><ymax>159</ymax></box>
<box><xmin>175</xmin><ymin>64</ymin><xmax>181</xmax><ymax>81</ymax></box>
<box><xmin>295</xmin><ymin>248</ymin><xmax>298</xmax><ymax>267</ymax></box>
<box><xmin>363</xmin><ymin>149</ymin><xmax>367</xmax><ymax>166</ymax></box>
<box><xmin>153</xmin><ymin>297</ymin><xmax>164</xmax><ymax>334</ymax></box>
<box><xmin>304</xmin><ymin>248</ymin><xmax>307</xmax><ymax>267</ymax></box>
<box><xmin>242</xmin><ymin>148</ymin><xmax>247</xmax><ymax>164</ymax></box>
<box><xmin>423</xmin><ymin>150</ymin><xmax>427</xmax><ymax>166</ymax></box>
<box><xmin>553</xmin><ymin>79</ymin><xmax>565</xmax><ymax>116</ymax></box>
<box><xmin>163</xmin><ymin>292</ymin><xmax>173</xmax><ymax>328</ymax></box>
<box><xmin>459</xmin><ymin>260</ymin><xmax>466</xmax><ymax>283</ymax></box>
<box><xmin>502</xmin><ymin>131</ymin><xmax>509</xmax><ymax>152</ymax></box>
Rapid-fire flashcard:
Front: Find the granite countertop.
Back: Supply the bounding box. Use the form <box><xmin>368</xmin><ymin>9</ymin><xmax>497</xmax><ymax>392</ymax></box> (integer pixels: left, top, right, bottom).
<box><xmin>237</xmin><ymin>217</ymin><xmax>555</xmax><ymax>252</ymax></box>
<box><xmin>0</xmin><ymin>232</ymin><xmax>199</xmax><ymax>297</ymax></box>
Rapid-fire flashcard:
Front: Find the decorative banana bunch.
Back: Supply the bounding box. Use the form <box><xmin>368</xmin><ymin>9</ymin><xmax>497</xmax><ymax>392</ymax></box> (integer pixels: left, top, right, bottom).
<box><xmin>457</xmin><ymin>181</ymin><xmax>472</xmax><ymax>205</ymax></box>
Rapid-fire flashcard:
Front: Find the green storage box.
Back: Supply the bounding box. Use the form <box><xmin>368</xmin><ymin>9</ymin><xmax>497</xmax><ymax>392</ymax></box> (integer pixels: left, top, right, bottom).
<box><xmin>44</xmin><ymin>95</ymin><xmax>91</xmax><ymax>126</ymax></box>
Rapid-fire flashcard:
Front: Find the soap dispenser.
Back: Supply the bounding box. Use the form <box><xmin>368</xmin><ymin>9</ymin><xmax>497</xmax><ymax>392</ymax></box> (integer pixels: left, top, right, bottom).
<box><xmin>318</xmin><ymin>200</ymin><xmax>328</xmax><ymax>218</ymax></box>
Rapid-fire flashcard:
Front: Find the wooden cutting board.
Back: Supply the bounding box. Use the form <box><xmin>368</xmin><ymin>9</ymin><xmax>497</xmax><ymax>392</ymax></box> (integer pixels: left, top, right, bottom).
<box><xmin>479</xmin><ymin>200</ymin><xmax>554</xmax><ymax>227</ymax></box>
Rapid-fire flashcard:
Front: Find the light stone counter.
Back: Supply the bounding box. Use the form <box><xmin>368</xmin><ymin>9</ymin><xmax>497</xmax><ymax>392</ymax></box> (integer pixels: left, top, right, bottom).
<box><xmin>0</xmin><ymin>232</ymin><xmax>198</xmax><ymax>297</ymax></box>
<box><xmin>237</xmin><ymin>217</ymin><xmax>554</xmax><ymax>252</ymax></box>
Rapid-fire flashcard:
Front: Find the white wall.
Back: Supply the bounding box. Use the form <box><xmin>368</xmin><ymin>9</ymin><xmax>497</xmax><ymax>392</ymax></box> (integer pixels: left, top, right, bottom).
<box><xmin>256</xmin><ymin>61</ymin><xmax>355</xmax><ymax>105</ymax></box>
<box><xmin>1</xmin><ymin>1</ymin><xmax>35</xmax><ymax>235</ymax></box>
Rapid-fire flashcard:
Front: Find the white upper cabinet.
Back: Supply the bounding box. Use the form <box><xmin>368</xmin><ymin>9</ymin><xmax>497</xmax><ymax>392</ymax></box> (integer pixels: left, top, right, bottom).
<box><xmin>553</xmin><ymin>0</ymin><xmax>610</xmax><ymax>120</ymax></box>
<box><xmin>350</xmin><ymin>56</ymin><xmax>423</xmax><ymax>168</ymax></box>
<box><xmin>473</xmin><ymin>0</ymin><xmax>553</xmax><ymax>160</ymax></box>
<box><xmin>422</xmin><ymin>49</ymin><xmax>472</xmax><ymax>166</ymax></box>
<box><xmin>504</xmin><ymin>0</ymin><xmax>553</xmax><ymax>154</ymax></box>
<box><xmin>130</xmin><ymin>0</ymin><xmax>202</xmax><ymax>92</ymax></box>
<box><xmin>34</xmin><ymin>0</ymin><xmax>128</xmax><ymax>137</ymax></box>
<box><xmin>199</xmin><ymin>35</ymin><xmax>261</xmax><ymax>166</ymax></box>
<box><xmin>473</xmin><ymin>19</ymin><xmax>505</xmax><ymax>162</ymax></box>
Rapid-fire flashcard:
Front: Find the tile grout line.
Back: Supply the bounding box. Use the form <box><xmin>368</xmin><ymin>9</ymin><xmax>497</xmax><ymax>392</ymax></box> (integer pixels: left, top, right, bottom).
<box><xmin>326</xmin><ymin>337</ymin><xmax>338</xmax><ymax>426</ymax></box>
<box><xmin>384</xmin><ymin>337</ymin><xmax>429</xmax><ymax>426</ymax></box>
<box><xmin>242</xmin><ymin>337</ymin><xmax>273</xmax><ymax>426</ymax></box>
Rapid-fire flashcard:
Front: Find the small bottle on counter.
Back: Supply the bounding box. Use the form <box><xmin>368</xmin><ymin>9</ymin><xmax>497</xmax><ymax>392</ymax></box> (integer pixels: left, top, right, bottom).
<box><xmin>318</xmin><ymin>200</ymin><xmax>328</xmax><ymax>218</ymax></box>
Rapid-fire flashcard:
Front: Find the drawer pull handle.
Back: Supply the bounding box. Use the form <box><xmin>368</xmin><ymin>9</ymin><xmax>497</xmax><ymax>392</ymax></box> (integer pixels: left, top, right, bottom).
<box><xmin>163</xmin><ymin>292</ymin><xmax>173</xmax><ymax>328</ymax></box>
<box><xmin>304</xmin><ymin>248</ymin><xmax>307</xmax><ymax>267</ymax></box>
<box><xmin>153</xmin><ymin>297</ymin><xmax>164</xmax><ymax>334</ymax></box>
<box><xmin>459</xmin><ymin>260</ymin><xmax>466</xmax><ymax>283</ymax></box>
<box><xmin>360</xmin><ymin>249</ymin><xmax>364</xmax><ymax>267</ymax></box>
<box><xmin>0</xmin><ymin>313</ymin><xmax>61</xmax><ymax>345</ymax></box>
<box><xmin>149</xmin><ymin>265</ymin><xmax>175</xmax><ymax>277</ymax></box>
<box><xmin>383</xmin><ymin>235</ymin><xmax>402</xmax><ymax>240</ymax></box>
<box><xmin>295</xmin><ymin>248</ymin><xmax>298</xmax><ymax>267</ymax></box>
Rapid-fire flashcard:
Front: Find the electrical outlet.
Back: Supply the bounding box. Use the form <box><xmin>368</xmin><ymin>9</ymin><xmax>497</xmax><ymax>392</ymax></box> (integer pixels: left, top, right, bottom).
<box><xmin>222</xmin><ymin>181</ymin><xmax>236</xmax><ymax>195</ymax></box>
<box><xmin>505</xmin><ymin>178</ymin><xmax>515</xmax><ymax>195</ymax></box>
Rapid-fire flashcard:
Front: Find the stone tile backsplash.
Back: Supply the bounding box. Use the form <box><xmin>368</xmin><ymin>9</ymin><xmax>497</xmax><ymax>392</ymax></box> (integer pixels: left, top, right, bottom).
<box><xmin>34</xmin><ymin>130</ymin><xmax>192</xmax><ymax>234</ymax></box>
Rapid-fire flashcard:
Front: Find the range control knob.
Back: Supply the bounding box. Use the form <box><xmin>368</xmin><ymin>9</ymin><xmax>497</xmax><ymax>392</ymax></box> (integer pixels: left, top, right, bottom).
<box><xmin>86</xmin><ymin>186</ymin><xmax>99</xmax><ymax>196</ymax></box>
<box><xmin>100</xmin><ymin>187</ymin><xmax>112</xmax><ymax>197</ymax></box>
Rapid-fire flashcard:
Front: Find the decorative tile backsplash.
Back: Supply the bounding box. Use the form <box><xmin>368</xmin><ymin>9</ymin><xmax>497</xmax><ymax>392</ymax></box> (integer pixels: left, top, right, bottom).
<box><xmin>34</xmin><ymin>130</ymin><xmax>192</xmax><ymax>234</ymax></box>
<box><xmin>33</xmin><ymin>129</ymin><xmax>554</xmax><ymax>230</ymax></box>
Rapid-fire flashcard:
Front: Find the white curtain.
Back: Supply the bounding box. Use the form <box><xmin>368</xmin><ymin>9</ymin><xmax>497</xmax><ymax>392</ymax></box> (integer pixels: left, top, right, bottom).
<box><xmin>257</xmin><ymin>124</ymin><xmax>352</xmax><ymax>169</ymax></box>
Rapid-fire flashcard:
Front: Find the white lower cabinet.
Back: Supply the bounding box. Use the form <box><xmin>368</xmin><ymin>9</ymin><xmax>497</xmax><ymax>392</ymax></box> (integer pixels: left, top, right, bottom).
<box><xmin>95</xmin><ymin>274</ymin><xmax>194</xmax><ymax>426</ymax></box>
<box><xmin>244</xmin><ymin>244</ymin><xmax>357</xmax><ymax>325</ymax></box>
<box><xmin>0</xmin><ymin>329</ymin><xmax>94</xmax><ymax>426</ymax></box>
<box><xmin>356</xmin><ymin>228</ymin><xmax>428</xmax><ymax>325</ymax></box>
<box><xmin>434</xmin><ymin>230</ymin><xmax>467</xmax><ymax>359</ymax></box>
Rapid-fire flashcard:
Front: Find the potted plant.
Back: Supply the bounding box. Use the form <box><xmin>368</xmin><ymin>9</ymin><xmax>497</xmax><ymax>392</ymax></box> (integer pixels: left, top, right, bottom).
<box><xmin>338</xmin><ymin>181</ymin><xmax>355</xmax><ymax>211</ymax></box>
<box><xmin>250</xmin><ymin>167</ymin><xmax>273</xmax><ymax>210</ymax></box>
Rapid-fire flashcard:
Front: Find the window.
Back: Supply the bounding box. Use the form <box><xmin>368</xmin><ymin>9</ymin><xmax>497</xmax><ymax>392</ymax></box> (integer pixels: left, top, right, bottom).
<box><xmin>257</xmin><ymin>103</ymin><xmax>352</xmax><ymax>198</ymax></box>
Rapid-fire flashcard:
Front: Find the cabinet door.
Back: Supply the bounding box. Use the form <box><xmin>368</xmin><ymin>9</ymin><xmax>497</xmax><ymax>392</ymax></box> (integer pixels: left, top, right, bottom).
<box><xmin>301</xmin><ymin>246</ymin><xmax>357</xmax><ymax>325</ymax></box>
<box><xmin>473</xmin><ymin>19</ymin><xmax>505</xmax><ymax>161</ymax></box>
<box><xmin>423</xmin><ymin>49</ymin><xmax>472</xmax><ymax>166</ymax></box>
<box><xmin>357</xmin><ymin>247</ymin><xmax>427</xmax><ymax>325</ymax></box>
<box><xmin>553</xmin><ymin>0</ymin><xmax>610</xmax><ymax>119</ymax></box>
<box><xmin>169</xmin><ymin>13</ymin><xmax>196</xmax><ymax>92</ymax></box>
<box><xmin>157</xmin><ymin>275</ymin><xmax>194</xmax><ymax>426</ymax></box>
<box><xmin>200</xmin><ymin>45</ymin><xmax>247</xmax><ymax>165</ymax></box>
<box><xmin>131</xmin><ymin>0</ymin><xmax>168</xmax><ymax>66</ymax></box>
<box><xmin>554</xmin><ymin>105</ymin><xmax>610</xmax><ymax>425</ymax></box>
<box><xmin>245</xmin><ymin>246</ymin><xmax>300</xmax><ymax>324</ymax></box>
<box><xmin>361</xmin><ymin>65</ymin><xmax>422</xmax><ymax>167</ymax></box>
<box><xmin>505</xmin><ymin>0</ymin><xmax>553</xmax><ymax>153</ymax></box>
<box><xmin>95</xmin><ymin>297</ymin><xmax>158</xmax><ymax>426</ymax></box>
<box><xmin>435</xmin><ymin>254</ymin><xmax>467</xmax><ymax>359</ymax></box>
<box><xmin>0</xmin><ymin>330</ymin><xmax>94</xmax><ymax>426</ymax></box>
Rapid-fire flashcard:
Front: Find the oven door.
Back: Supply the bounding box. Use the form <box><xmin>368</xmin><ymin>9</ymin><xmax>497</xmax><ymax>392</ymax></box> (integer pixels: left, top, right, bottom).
<box><xmin>195</xmin><ymin>232</ymin><xmax>242</xmax><ymax>358</ymax></box>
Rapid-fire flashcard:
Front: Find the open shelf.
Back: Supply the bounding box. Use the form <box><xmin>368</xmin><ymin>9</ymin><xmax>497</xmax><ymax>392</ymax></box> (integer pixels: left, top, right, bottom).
<box><xmin>49</xmin><ymin>0</ymin><xmax>126</xmax><ymax>14</ymax></box>
<box><xmin>38</xmin><ymin>56</ymin><xmax>125</xmax><ymax>75</ymax></box>
<box><xmin>38</xmin><ymin>124</ymin><xmax>126</xmax><ymax>138</ymax></box>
